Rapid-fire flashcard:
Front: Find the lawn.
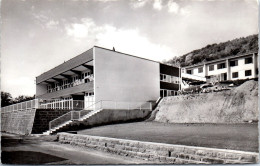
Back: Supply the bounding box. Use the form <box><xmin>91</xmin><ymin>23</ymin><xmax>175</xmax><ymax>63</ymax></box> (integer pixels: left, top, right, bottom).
<box><xmin>78</xmin><ymin>121</ymin><xmax>258</xmax><ymax>152</ymax></box>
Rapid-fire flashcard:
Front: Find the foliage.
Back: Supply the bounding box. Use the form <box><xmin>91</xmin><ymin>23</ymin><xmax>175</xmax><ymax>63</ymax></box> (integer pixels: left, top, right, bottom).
<box><xmin>168</xmin><ymin>34</ymin><xmax>258</xmax><ymax>67</ymax></box>
<box><xmin>1</xmin><ymin>92</ymin><xmax>13</xmax><ymax>107</ymax></box>
<box><xmin>1</xmin><ymin>91</ymin><xmax>35</xmax><ymax>107</ymax></box>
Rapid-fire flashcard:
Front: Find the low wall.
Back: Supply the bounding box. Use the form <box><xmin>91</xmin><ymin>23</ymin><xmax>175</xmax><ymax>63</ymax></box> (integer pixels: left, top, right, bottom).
<box><xmin>54</xmin><ymin>109</ymin><xmax>150</xmax><ymax>133</ymax></box>
<box><xmin>58</xmin><ymin>133</ymin><xmax>259</xmax><ymax>164</ymax></box>
<box><xmin>1</xmin><ymin>109</ymin><xmax>36</xmax><ymax>135</ymax></box>
<box><xmin>82</xmin><ymin>109</ymin><xmax>150</xmax><ymax>126</ymax></box>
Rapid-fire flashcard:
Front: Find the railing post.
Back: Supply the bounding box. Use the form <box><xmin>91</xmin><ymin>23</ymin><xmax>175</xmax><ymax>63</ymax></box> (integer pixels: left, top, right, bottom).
<box><xmin>150</xmin><ymin>102</ymin><xmax>152</xmax><ymax>111</ymax></box>
<box><xmin>71</xmin><ymin>111</ymin><xmax>73</xmax><ymax>120</ymax></box>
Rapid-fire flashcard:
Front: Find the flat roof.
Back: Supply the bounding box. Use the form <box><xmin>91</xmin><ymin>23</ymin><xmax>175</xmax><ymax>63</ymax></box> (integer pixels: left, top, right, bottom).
<box><xmin>184</xmin><ymin>52</ymin><xmax>257</xmax><ymax>69</ymax></box>
<box><xmin>36</xmin><ymin>46</ymin><xmax>180</xmax><ymax>83</ymax></box>
<box><xmin>94</xmin><ymin>46</ymin><xmax>180</xmax><ymax>69</ymax></box>
<box><xmin>93</xmin><ymin>46</ymin><xmax>160</xmax><ymax>64</ymax></box>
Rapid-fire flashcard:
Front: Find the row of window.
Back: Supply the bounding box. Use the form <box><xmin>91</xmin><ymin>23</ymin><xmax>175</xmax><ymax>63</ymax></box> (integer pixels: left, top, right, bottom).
<box><xmin>232</xmin><ymin>70</ymin><xmax>252</xmax><ymax>78</ymax></box>
<box><xmin>160</xmin><ymin>74</ymin><xmax>180</xmax><ymax>84</ymax></box>
<box><xmin>160</xmin><ymin>89</ymin><xmax>178</xmax><ymax>97</ymax></box>
<box><xmin>46</xmin><ymin>70</ymin><xmax>93</xmax><ymax>93</ymax></box>
<box><xmin>187</xmin><ymin>57</ymin><xmax>254</xmax><ymax>74</ymax></box>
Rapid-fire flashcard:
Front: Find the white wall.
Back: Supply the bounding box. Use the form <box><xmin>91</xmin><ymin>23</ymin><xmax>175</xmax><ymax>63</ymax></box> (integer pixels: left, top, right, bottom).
<box><xmin>183</xmin><ymin>54</ymin><xmax>258</xmax><ymax>81</ymax></box>
<box><xmin>230</xmin><ymin>58</ymin><xmax>255</xmax><ymax>80</ymax></box>
<box><xmin>36</xmin><ymin>84</ymin><xmax>47</xmax><ymax>97</ymax></box>
<box><xmin>94</xmin><ymin>47</ymin><xmax>160</xmax><ymax>103</ymax></box>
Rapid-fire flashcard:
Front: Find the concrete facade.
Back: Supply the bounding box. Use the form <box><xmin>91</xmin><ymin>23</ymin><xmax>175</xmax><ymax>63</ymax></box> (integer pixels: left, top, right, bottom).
<box><xmin>94</xmin><ymin>47</ymin><xmax>160</xmax><ymax>102</ymax></box>
<box><xmin>182</xmin><ymin>52</ymin><xmax>258</xmax><ymax>82</ymax></box>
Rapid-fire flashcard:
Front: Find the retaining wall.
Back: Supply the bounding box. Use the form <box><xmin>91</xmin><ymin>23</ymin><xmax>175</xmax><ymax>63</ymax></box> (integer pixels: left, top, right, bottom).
<box><xmin>1</xmin><ymin>109</ymin><xmax>36</xmax><ymax>135</ymax></box>
<box><xmin>58</xmin><ymin>133</ymin><xmax>259</xmax><ymax>164</ymax></box>
<box><xmin>1</xmin><ymin>109</ymin><xmax>72</xmax><ymax>135</ymax></box>
<box><xmin>54</xmin><ymin>109</ymin><xmax>151</xmax><ymax>133</ymax></box>
<box><xmin>81</xmin><ymin>109</ymin><xmax>150</xmax><ymax>126</ymax></box>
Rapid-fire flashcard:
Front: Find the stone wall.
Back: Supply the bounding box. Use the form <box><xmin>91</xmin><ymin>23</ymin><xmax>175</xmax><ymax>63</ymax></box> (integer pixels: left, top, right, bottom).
<box><xmin>58</xmin><ymin>133</ymin><xmax>259</xmax><ymax>164</ymax></box>
<box><xmin>1</xmin><ymin>109</ymin><xmax>36</xmax><ymax>135</ymax></box>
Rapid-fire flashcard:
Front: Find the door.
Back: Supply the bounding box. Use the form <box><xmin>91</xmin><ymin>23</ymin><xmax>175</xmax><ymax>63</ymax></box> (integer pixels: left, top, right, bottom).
<box><xmin>84</xmin><ymin>92</ymin><xmax>94</xmax><ymax>110</ymax></box>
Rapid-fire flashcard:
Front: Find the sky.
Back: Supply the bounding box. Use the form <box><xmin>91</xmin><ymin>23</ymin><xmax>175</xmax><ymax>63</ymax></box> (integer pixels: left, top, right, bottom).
<box><xmin>1</xmin><ymin>0</ymin><xmax>258</xmax><ymax>97</ymax></box>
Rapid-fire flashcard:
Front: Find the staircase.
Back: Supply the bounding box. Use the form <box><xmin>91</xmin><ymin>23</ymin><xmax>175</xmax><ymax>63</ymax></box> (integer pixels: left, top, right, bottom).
<box><xmin>43</xmin><ymin>100</ymin><xmax>152</xmax><ymax>135</ymax></box>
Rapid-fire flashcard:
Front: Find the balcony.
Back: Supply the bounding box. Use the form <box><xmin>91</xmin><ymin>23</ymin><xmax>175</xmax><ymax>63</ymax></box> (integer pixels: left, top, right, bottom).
<box><xmin>47</xmin><ymin>75</ymin><xmax>94</xmax><ymax>93</ymax></box>
<box><xmin>38</xmin><ymin>81</ymin><xmax>94</xmax><ymax>99</ymax></box>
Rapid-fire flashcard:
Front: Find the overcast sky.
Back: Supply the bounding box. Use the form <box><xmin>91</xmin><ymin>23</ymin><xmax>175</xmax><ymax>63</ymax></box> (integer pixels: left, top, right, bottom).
<box><xmin>1</xmin><ymin>0</ymin><xmax>258</xmax><ymax>97</ymax></box>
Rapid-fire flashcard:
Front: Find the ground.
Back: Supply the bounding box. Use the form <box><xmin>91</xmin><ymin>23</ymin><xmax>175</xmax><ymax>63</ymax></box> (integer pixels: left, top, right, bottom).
<box><xmin>2</xmin><ymin>122</ymin><xmax>258</xmax><ymax>164</ymax></box>
<box><xmin>78</xmin><ymin>121</ymin><xmax>258</xmax><ymax>152</ymax></box>
<box><xmin>1</xmin><ymin>133</ymin><xmax>152</xmax><ymax>165</ymax></box>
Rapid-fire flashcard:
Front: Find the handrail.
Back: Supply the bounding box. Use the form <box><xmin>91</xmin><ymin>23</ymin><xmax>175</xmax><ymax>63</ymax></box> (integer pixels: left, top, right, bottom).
<box><xmin>48</xmin><ymin>100</ymin><xmax>152</xmax><ymax>131</ymax></box>
<box><xmin>49</xmin><ymin>111</ymin><xmax>72</xmax><ymax>130</ymax></box>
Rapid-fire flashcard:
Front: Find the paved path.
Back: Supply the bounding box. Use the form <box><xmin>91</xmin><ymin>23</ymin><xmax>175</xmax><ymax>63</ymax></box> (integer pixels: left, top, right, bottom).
<box><xmin>78</xmin><ymin>121</ymin><xmax>259</xmax><ymax>152</ymax></box>
<box><xmin>1</xmin><ymin>134</ymin><xmax>152</xmax><ymax>164</ymax></box>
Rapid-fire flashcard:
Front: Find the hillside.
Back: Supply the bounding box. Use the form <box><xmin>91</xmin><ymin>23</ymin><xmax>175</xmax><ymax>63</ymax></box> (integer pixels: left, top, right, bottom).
<box><xmin>168</xmin><ymin>34</ymin><xmax>258</xmax><ymax>67</ymax></box>
<box><xmin>155</xmin><ymin>80</ymin><xmax>258</xmax><ymax>123</ymax></box>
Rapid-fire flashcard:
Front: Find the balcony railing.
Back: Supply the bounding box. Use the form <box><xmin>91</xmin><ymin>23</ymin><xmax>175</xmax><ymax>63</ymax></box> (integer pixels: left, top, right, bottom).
<box><xmin>1</xmin><ymin>99</ymin><xmax>84</xmax><ymax>113</ymax></box>
<box><xmin>47</xmin><ymin>74</ymin><xmax>94</xmax><ymax>93</ymax></box>
<box><xmin>39</xmin><ymin>99</ymin><xmax>84</xmax><ymax>110</ymax></box>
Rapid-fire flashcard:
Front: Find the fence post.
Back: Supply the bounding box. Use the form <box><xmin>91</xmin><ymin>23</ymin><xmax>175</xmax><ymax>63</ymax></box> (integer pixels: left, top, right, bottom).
<box><xmin>150</xmin><ymin>102</ymin><xmax>152</xmax><ymax>111</ymax></box>
<box><xmin>49</xmin><ymin>121</ymin><xmax>51</xmax><ymax>130</ymax></box>
<box><xmin>71</xmin><ymin>111</ymin><xmax>73</xmax><ymax>120</ymax></box>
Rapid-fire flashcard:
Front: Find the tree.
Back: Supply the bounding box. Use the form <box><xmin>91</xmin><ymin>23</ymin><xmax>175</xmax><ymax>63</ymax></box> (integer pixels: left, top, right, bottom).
<box><xmin>13</xmin><ymin>95</ymin><xmax>35</xmax><ymax>104</ymax></box>
<box><xmin>1</xmin><ymin>92</ymin><xmax>13</xmax><ymax>107</ymax></box>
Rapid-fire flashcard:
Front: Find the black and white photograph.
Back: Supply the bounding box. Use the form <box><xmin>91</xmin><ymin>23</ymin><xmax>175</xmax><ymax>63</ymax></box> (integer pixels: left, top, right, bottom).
<box><xmin>1</xmin><ymin>0</ymin><xmax>259</xmax><ymax>164</ymax></box>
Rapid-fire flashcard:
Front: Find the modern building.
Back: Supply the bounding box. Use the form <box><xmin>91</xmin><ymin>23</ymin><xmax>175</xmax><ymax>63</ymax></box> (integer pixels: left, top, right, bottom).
<box><xmin>36</xmin><ymin>46</ymin><xmax>181</xmax><ymax>109</ymax></box>
<box><xmin>181</xmin><ymin>52</ymin><xmax>258</xmax><ymax>83</ymax></box>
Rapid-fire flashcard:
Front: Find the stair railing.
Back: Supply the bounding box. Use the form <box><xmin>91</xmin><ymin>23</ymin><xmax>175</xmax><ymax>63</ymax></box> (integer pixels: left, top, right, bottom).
<box><xmin>48</xmin><ymin>101</ymin><xmax>152</xmax><ymax>131</ymax></box>
<box><xmin>49</xmin><ymin>111</ymin><xmax>80</xmax><ymax>130</ymax></box>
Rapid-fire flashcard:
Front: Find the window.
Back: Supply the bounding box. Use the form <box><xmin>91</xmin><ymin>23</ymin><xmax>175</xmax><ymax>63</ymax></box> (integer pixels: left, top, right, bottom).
<box><xmin>217</xmin><ymin>63</ymin><xmax>226</xmax><ymax>69</ymax></box>
<box><xmin>198</xmin><ymin>67</ymin><xmax>203</xmax><ymax>73</ymax></box>
<box><xmin>160</xmin><ymin>74</ymin><xmax>166</xmax><ymax>81</ymax></box>
<box><xmin>245</xmin><ymin>57</ymin><xmax>253</xmax><ymax>64</ymax></box>
<box><xmin>245</xmin><ymin>70</ymin><xmax>252</xmax><ymax>76</ymax></box>
<box><xmin>230</xmin><ymin>60</ymin><xmax>238</xmax><ymax>67</ymax></box>
<box><xmin>187</xmin><ymin>69</ymin><xmax>193</xmax><ymax>74</ymax></box>
<box><xmin>232</xmin><ymin>72</ymin><xmax>238</xmax><ymax>78</ymax></box>
<box><xmin>209</xmin><ymin>65</ymin><xmax>214</xmax><ymax>71</ymax></box>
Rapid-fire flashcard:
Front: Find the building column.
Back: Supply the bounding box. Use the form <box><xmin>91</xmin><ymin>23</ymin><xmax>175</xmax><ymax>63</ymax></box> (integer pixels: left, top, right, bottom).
<box><xmin>252</xmin><ymin>53</ymin><xmax>257</xmax><ymax>78</ymax></box>
<box><xmin>226</xmin><ymin>59</ymin><xmax>231</xmax><ymax>80</ymax></box>
<box><xmin>204</xmin><ymin>63</ymin><xmax>208</xmax><ymax>77</ymax></box>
